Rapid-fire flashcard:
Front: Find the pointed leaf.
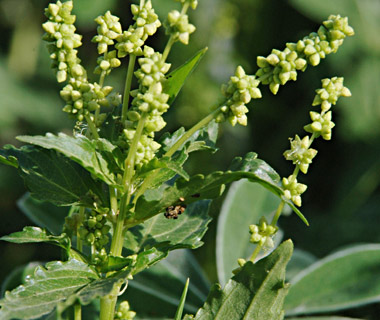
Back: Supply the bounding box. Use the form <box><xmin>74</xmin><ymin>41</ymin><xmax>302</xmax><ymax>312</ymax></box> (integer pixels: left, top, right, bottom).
<box><xmin>285</xmin><ymin>244</ymin><xmax>380</xmax><ymax>316</ymax></box>
<box><xmin>17</xmin><ymin>193</ymin><xmax>67</xmax><ymax>235</ymax></box>
<box><xmin>0</xmin><ymin>145</ymin><xmax>106</xmax><ymax>206</ymax></box>
<box><xmin>286</xmin><ymin>249</ymin><xmax>317</xmax><ymax>281</ymax></box>
<box><xmin>133</xmin><ymin>152</ymin><xmax>287</xmax><ymax>222</ymax></box>
<box><xmin>164</xmin><ymin>48</ymin><xmax>208</xmax><ymax>105</ymax></box>
<box><xmin>216</xmin><ymin>179</ymin><xmax>281</xmax><ymax>287</ymax></box>
<box><xmin>17</xmin><ymin>133</ymin><xmax>122</xmax><ymax>186</ymax></box>
<box><xmin>186</xmin><ymin>240</ymin><xmax>293</xmax><ymax>320</ymax></box>
<box><xmin>0</xmin><ymin>259</ymin><xmax>98</xmax><ymax>320</ymax></box>
<box><xmin>0</xmin><ymin>226</ymin><xmax>70</xmax><ymax>250</ymax></box>
<box><xmin>174</xmin><ymin>278</ymin><xmax>190</xmax><ymax>320</ymax></box>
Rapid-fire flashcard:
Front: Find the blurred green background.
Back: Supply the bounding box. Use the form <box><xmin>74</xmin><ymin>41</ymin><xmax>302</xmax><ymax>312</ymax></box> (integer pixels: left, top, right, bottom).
<box><xmin>0</xmin><ymin>0</ymin><xmax>379</xmax><ymax>318</ymax></box>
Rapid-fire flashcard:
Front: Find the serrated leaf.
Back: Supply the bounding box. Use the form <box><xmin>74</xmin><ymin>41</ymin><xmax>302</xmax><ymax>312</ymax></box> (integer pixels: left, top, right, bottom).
<box><xmin>0</xmin><ymin>145</ymin><xmax>106</xmax><ymax>206</ymax></box>
<box><xmin>0</xmin><ymin>226</ymin><xmax>70</xmax><ymax>251</ymax></box>
<box><xmin>17</xmin><ymin>133</ymin><xmax>122</xmax><ymax>187</ymax></box>
<box><xmin>125</xmin><ymin>250</ymin><xmax>210</xmax><ymax>317</ymax></box>
<box><xmin>164</xmin><ymin>48</ymin><xmax>208</xmax><ymax>106</ymax></box>
<box><xmin>216</xmin><ymin>180</ymin><xmax>282</xmax><ymax>287</ymax></box>
<box><xmin>285</xmin><ymin>244</ymin><xmax>380</xmax><ymax>316</ymax></box>
<box><xmin>17</xmin><ymin>193</ymin><xmax>67</xmax><ymax>235</ymax></box>
<box><xmin>186</xmin><ymin>240</ymin><xmax>293</xmax><ymax>320</ymax></box>
<box><xmin>125</xmin><ymin>200</ymin><xmax>211</xmax><ymax>256</ymax></box>
<box><xmin>133</xmin><ymin>152</ymin><xmax>285</xmax><ymax>222</ymax></box>
<box><xmin>0</xmin><ymin>259</ymin><xmax>98</xmax><ymax>320</ymax></box>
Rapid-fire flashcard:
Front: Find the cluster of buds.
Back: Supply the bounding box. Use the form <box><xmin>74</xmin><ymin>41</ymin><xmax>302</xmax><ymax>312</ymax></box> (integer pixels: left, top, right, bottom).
<box><xmin>249</xmin><ymin>217</ymin><xmax>278</xmax><ymax>249</ymax></box>
<box><xmin>78</xmin><ymin>210</ymin><xmax>111</xmax><ymax>265</ymax></box>
<box><xmin>218</xmin><ymin>66</ymin><xmax>262</xmax><ymax>126</ymax></box>
<box><xmin>115</xmin><ymin>301</ymin><xmax>136</xmax><ymax>320</ymax></box>
<box><xmin>122</xmin><ymin>46</ymin><xmax>171</xmax><ymax>166</ymax></box>
<box><xmin>42</xmin><ymin>1</ymin><xmax>86</xmax><ymax>83</ymax></box>
<box><xmin>256</xmin><ymin>15</ymin><xmax>354</xmax><ymax>94</ymax></box>
<box><xmin>164</xmin><ymin>1</ymin><xmax>196</xmax><ymax>45</ymax></box>
<box><xmin>60</xmin><ymin>82</ymin><xmax>120</xmax><ymax>122</ymax></box>
<box><xmin>282</xmin><ymin>77</ymin><xmax>351</xmax><ymax>206</ymax></box>
<box><xmin>116</xmin><ymin>1</ymin><xmax>161</xmax><ymax>57</ymax></box>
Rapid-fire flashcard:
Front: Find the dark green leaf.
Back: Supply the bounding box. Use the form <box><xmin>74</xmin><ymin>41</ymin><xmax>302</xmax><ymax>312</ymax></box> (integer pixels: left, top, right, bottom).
<box><xmin>286</xmin><ymin>249</ymin><xmax>316</xmax><ymax>281</ymax></box>
<box><xmin>98</xmin><ymin>106</ymin><xmax>123</xmax><ymax>143</ymax></box>
<box><xmin>164</xmin><ymin>48</ymin><xmax>208</xmax><ymax>105</ymax></box>
<box><xmin>17</xmin><ymin>193</ymin><xmax>67</xmax><ymax>235</ymax></box>
<box><xmin>285</xmin><ymin>244</ymin><xmax>380</xmax><ymax>316</ymax></box>
<box><xmin>286</xmin><ymin>317</ymin><xmax>364</xmax><ymax>320</ymax></box>
<box><xmin>0</xmin><ymin>259</ymin><xmax>98</xmax><ymax>320</ymax></box>
<box><xmin>174</xmin><ymin>278</ymin><xmax>190</xmax><ymax>320</ymax></box>
<box><xmin>124</xmin><ymin>250</ymin><xmax>210</xmax><ymax>317</ymax></box>
<box><xmin>0</xmin><ymin>145</ymin><xmax>106</xmax><ymax>206</ymax></box>
<box><xmin>133</xmin><ymin>152</ymin><xmax>286</xmax><ymax>222</ymax></box>
<box><xmin>216</xmin><ymin>179</ymin><xmax>282</xmax><ymax>286</ymax></box>
<box><xmin>186</xmin><ymin>240</ymin><xmax>293</xmax><ymax>320</ymax></box>
<box><xmin>17</xmin><ymin>133</ymin><xmax>121</xmax><ymax>186</ymax></box>
<box><xmin>125</xmin><ymin>200</ymin><xmax>211</xmax><ymax>256</ymax></box>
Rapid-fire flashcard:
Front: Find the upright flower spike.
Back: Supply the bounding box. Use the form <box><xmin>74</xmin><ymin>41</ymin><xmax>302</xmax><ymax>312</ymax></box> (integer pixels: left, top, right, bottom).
<box><xmin>92</xmin><ymin>11</ymin><xmax>122</xmax><ymax>55</ymax></box>
<box><xmin>116</xmin><ymin>0</ymin><xmax>161</xmax><ymax>57</ymax></box>
<box><xmin>42</xmin><ymin>1</ymin><xmax>85</xmax><ymax>83</ymax></box>
<box><xmin>218</xmin><ymin>66</ymin><xmax>262</xmax><ymax>126</ymax></box>
<box><xmin>256</xmin><ymin>15</ymin><xmax>354</xmax><ymax>95</ymax></box>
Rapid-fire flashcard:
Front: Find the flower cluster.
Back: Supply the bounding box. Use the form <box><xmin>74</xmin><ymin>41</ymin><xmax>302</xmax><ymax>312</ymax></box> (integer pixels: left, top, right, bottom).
<box><xmin>122</xmin><ymin>46</ymin><xmax>171</xmax><ymax>166</ymax></box>
<box><xmin>218</xmin><ymin>66</ymin><xmax>262</xmax><ymax>126</ymax></box>
<box><xmin>256</xmin><ymin>15</ymin><xmax>354</xmax><ymax>94</ymax></box>
<box><xmin>115</xmin><ymin>301</ymin><xmax>136</xmax><ymax>320</ymax></box>
<box><xmin>42</xmin><ymin>1</ymin><xmax>85</xmax><ymax>83</ymax></box>
<box><xmin>78</xmin><ymin>210</ymin><xmax>111</xmax><ymax>265</ymax></box>
<box><xmin>164</xmin><ymin>1</ymin><xmax>196</xmax><ymax>45</ymax></box>
<box><xmin>249</xmin><ymin>217</ymin><xmax>278</xmax><ymax>249</ymax></box>
<box><xmin>282</xmin><ymin>77</ymin><xmax>351</xmax><ymax>206</ymax></box>
<box><xmin>92</xmin><ymin>11</ymin><xmax>122</xmax><ymax>76</ymax></box>
<box><xmin>116</xmin><ymin>1</ymin><xmax>161</xmax><ymax>57</ymax></box>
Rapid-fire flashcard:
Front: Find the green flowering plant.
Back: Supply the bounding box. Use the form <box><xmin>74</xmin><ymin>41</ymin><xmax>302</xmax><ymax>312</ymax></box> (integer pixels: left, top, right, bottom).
<box><xmin>0</xmin><ymin>0</ymin><xmax>362</xmax><ymax>319</ymax></box>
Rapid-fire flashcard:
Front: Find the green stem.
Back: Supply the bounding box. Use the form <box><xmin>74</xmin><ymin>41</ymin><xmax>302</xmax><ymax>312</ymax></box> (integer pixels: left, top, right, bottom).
<box><xmin>85</xmin><ymin>114</ymin><xmax>100</xmax><ymax>139</ymax></box>
<box><xmin>249</xmin><ymin>244</ymin><xmax>263</xmax><ymax>262</ymax></box>
<box><xmin>74</xmin><ymin>303</ymin><xmax>82</xmax><ymax>320</ymax></box>
<box><xmin>162</xmin><ymin>36</ymin><xmax>176</xmax><ymax>62</ymax></box>
<box><xmin>270</xmin><ymin>201</ymin><xmax>285</xmax><ymax>226</ymax></box>
<box><xmin>121</xmin><ymin>54</ymin><xmax>137</xmax><ymax>124</ymax></box>
<box><xmin>165</xmin><ymin>107</ymin><xmax>221</xmax><ymax>157</ymax></box>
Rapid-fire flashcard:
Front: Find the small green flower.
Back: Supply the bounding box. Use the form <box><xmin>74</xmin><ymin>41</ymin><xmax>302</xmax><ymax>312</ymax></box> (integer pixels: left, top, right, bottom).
<box><xmin>283</xmin><ymin>135</ymin><xmax>318</xmax><ymax>174</ymax></box>
<box><xmin>282</xmin><ymin>175</ymin><xmax>307</xmax><ymax>207</ymax></box>
<box><xmin>249</xmin><ymin>217</ymin><xmax>278</xmax><ymax>248</ymax></box>
<box><xmin>164</xmin><ymin>9</ymin><xmax>196</xmax><ymax>45</ymax></box>
<box><xmin>304</xmin><ymin>111</ymin><xmax>335</xmax><ymax>140</ymax></box>
<box><xmin>219</xmin><ymin>66</ymin><xmax>261</xmax><ymax>126</ymax></box>
<box><xmin>92</xmin><ymin>11</ymin><xmax>122</xmax><ymax>54</ymax></box>
<box><xmin>115</xmin><ymin>301</ymin><xmax>136</xmax><ymax>320</ymax></box>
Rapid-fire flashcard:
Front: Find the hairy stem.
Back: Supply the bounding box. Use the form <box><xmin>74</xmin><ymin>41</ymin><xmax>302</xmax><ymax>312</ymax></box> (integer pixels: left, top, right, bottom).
<box><xmin>121</xmin><ymin>54</ymin><xmax>137</xmax><ymax>124</ymax></box>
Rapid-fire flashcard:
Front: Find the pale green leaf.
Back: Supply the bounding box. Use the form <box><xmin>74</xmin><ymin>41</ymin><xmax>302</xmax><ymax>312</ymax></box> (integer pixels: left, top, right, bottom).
<box><xmin>0</xmin><ymin>259</ymin><xmax>98</xmax><ymax>320</ymax></box>
<box><xmin>186</xmin><ymin>240</ymin><xmax>293</xmax><ymax>320</ymax></box>
<box><xmin>216</xmin><ymin>179</ymin><xmax>281</xmax><ymax>287</ymax></box>
<box><xmin>285</xmin><ymin>244</ymin><xmax>380</xmax><ymax>316</ymax></box>
<box><xmin>286</xmin><ymin>249</ymin><xmax>317</xmax><ymax>281</ymax></box>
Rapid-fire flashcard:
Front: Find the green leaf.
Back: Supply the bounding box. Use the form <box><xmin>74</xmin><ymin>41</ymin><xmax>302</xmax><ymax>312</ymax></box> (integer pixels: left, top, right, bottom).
<box><xmin>0</xmin><ymin>145</ymin><xmax>106</xmax><ymax>206</ymax></box>
<box><xmin>17</xmin><ymin>193</ymin><xmax>67</xmax><ymax>235</ymax></box>
<box><xmin>216</xmin><ymin>179</ymin><xmax>282</xmax><ymax>287</ymax></box>
<box><xmin>0</xmin><ymin>226</ymin><xmax>70</xmax><ymax>251</ymax></box>
<box><xmin>285</xmin><ymin>244</ymin><xmax>380</xmax><ymax>316</ymax></box>
<box><xmin>124</xmin><ymin>250</ymin><xmax>210</xmax><ymax>317</ymax></box>
<box><xmin>286</xmin><ymin>249</ymin><xmax>316</xmax><ymax>281</ymax></box>
<box><xmin>125</xmin><ymin>200</ymin><xmax>212</xmax><ymax>255</ymax></box>
<box><xmin>174</xmin><ymin>278</ymin><xmax>190</xmax><ymax>320</ymax></box>
<box><xmin>139</xmin><ymin>156</ymin><xmax>190</xmax><ymax>182</ymax></box>
<box><xmin>0</xmin><ymin>259</ymin><xmax>98</xmax><ymax>320</ymax></box>
<box><xmin>133</xmin><ymin>152</ymin><xmax>286</xmax><ymax>222</ymax></box>
<box><xmin>164</xmin><ymin>48</ymin><xmax>208</xmax><ymax>106</ymax></box>
<box><xmin>186</xmin><ymin>240</ymin><xmax>293</xmax><ymax>320</ymax></box>
<box><xmin>17</xmin><ymin>133</ymin><xmax>121</xmax><ymax>187</ymax></box>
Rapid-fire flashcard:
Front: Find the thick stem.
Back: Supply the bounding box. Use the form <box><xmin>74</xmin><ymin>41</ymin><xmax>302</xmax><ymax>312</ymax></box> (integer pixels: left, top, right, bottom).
<box><xmin>74</xmin><ymin>303</ymin><xmax>82</xmax><ymax>320</ymax></box>
<box><xmin>121</xmin><ymin>54</ymin><xmax>137</xmax><ymax>124</ymax></box>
